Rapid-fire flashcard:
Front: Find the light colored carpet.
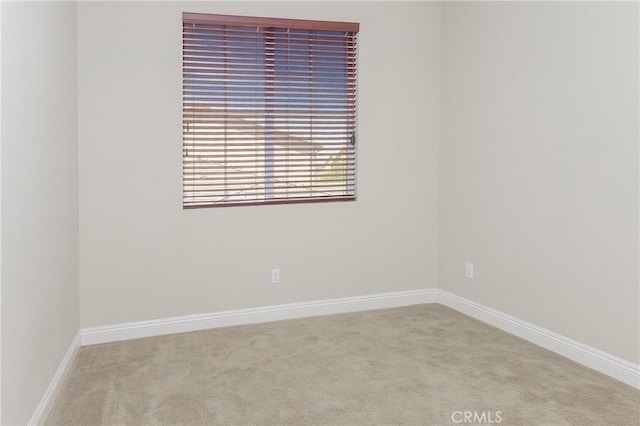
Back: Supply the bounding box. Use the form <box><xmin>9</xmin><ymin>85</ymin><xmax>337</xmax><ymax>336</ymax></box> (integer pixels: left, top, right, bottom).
<box><xmin>46</xmin><ymin>304</ymin><xmax>639</xmax><ymax>425</ymax></box>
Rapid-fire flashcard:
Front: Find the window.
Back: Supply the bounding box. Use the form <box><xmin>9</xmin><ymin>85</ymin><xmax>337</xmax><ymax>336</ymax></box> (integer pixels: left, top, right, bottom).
<box><xmin>182</xmin><ymin>13</ymin><xmax>359</xmax><ymax>208</ymax></box>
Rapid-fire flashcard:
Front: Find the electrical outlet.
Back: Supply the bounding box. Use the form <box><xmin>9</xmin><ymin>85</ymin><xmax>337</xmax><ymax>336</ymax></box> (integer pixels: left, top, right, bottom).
<box><xmin>465</xmin><ymin>263</ymin><xmax>474</xmax><ymax>279</ymax></box>
<box><xmin>271</xmin><ymin>268</ymin><xmax>280</xmax><ymax>284</ymax></box>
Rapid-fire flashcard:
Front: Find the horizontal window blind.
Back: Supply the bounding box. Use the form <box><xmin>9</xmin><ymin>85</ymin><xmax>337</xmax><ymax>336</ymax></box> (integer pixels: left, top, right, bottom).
<box><xmin>182</xmin><ymin>12</ymin><xmax>359</xmax><ymax>208</ymax></box>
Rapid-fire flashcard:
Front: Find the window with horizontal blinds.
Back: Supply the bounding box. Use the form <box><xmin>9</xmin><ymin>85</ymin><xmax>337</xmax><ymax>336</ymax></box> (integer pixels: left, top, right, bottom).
<box><xmin>182</xmin><ymin>12</ymin><xmax>359</xmax><ymax>208</ymax></box>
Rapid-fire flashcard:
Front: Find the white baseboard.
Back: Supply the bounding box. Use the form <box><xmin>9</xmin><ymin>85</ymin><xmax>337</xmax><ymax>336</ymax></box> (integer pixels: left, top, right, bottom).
<box><xmin>80</xmin><ymin>289</ymin><xmax>438</xmax><ymax>346</ymax></box>
<box><xmin>76</xmin><ymin>287</ymin><xmax>638</xmax><ymax>391</ymax></box>
<box><xmin>28</xmin><ymin>332</ymin><xmax>80</xmax><ymax>426</ymax></box>
<box><xmin>436</xmin><ymin>289</ymin><xmax>640</xmax><ymax>389</ymax></box>
<box><xmin>32</xmin><ymin>289</ymin><xmax>638</xmax><ymax>424</ymax></box>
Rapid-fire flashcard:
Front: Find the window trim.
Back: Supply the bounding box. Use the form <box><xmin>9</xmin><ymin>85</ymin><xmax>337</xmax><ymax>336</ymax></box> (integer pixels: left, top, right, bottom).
<box><xmin>182</xmin><ymin>12</ymin><xmax>359</xmax><ymax>33</ymax></box>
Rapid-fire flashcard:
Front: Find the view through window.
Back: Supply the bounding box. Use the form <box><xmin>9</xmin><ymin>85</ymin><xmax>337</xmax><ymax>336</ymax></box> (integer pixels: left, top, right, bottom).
<box><xmin>182</xmin><ymin>13</ymin><xmax>359</xmax><ymax>208</ymax></box>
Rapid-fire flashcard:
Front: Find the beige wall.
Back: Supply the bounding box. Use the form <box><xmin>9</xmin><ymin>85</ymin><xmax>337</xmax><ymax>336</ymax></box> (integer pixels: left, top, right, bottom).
<box><xmin>439</xmin><ymin>2</ymin><xmax>639</xmax><ymax>364</ymax></box>
<box><xmin>1</xmin><ymin>1</ymin><xmax>79</xmax><ymax>423</ymax></box>
<box><xmin>3</xmin><ymin>2</ymin><xmax>637</xmax><ymax>421</ymax></box>
<box><xmin>77</xmin><ymin>2</ymin><xmax>441</xmax><ymax>328</ymax></box>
